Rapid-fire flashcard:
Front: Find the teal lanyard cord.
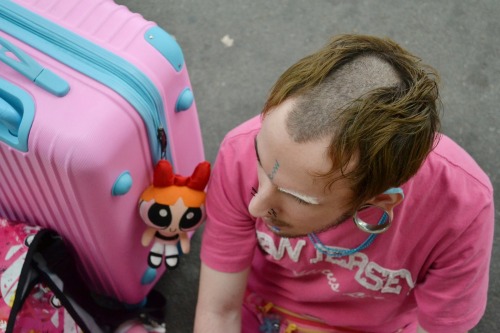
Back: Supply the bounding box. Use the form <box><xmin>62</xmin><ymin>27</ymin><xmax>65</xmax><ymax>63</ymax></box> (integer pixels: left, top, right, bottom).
<box><xmin>308</xmin><ymin>212</ymin><xmax>388</xmax><ymax>258</ymax></box>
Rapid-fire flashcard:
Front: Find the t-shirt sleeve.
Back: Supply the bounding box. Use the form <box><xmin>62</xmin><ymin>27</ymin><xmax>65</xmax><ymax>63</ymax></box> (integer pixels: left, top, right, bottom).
<box><xmin>415</xmin><ymin>198</ymin><xmax>494</xmax><ymax>332</ymax></box>
<box><xmin>200</xmin><ymin>132</ymin><xmax>258</xmax><ymax>273</ymax></box>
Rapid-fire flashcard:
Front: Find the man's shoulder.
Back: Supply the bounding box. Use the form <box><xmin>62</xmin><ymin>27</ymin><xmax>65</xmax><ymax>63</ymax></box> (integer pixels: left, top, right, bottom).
<box><xmin>224</xmin><ymin>115</ymin><xmax>262</xmax><ymax>141</ymax></box>
<box><xmin>423</xmin><ymin>134</ymin><xmax>492</xmax><ymax>194</ymax></box>
<box><xmin>218</xmin><ymin>115</ymin><xmax>261</xmax><ymax>153</ymax></box>
<box><xmin>213</xmin><ymin>115</ymin><xmax>261</xmax><ymax>169</ymax></box>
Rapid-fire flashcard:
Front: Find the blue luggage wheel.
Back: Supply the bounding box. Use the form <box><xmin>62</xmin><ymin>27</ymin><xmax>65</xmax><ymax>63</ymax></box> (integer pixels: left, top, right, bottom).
<box><xmin>141</xmin><ymin>267</ymin><xmax>157</xmax><ymax>285</ymax></box>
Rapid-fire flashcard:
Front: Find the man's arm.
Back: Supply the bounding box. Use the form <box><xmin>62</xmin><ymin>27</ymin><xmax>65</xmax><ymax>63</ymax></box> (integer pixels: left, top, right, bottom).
<box><xmin>417</xmin><ymin>326</ymin><xmax>428</xmax><ymax>333</ymax></box>
<box><xmin>194</xmin><ymin>263</ymin><xmax>250</xmax><ymax>333</ymax></box>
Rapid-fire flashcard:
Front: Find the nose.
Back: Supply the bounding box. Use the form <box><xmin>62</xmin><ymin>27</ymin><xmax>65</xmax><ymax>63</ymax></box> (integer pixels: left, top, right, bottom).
<box><xmin>248</xmin><ymin>181</ymin><xmax>279</xmax><ymax>218</ymax></box>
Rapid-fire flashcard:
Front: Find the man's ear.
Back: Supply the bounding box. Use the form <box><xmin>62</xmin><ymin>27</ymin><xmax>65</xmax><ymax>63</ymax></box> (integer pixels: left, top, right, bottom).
<box><xmin>365</xmin><ymin>189</ymin><xmax>404</xmax><ymax>214</ymax></box>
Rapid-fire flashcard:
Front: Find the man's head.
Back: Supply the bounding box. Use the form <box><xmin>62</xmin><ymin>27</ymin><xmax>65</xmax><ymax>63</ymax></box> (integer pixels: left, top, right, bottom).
<box><xmin>262</xmin><ymin>34</ymin><xmax>441</xmax><ymax>210</ymax></box>
<box><xmin>249</xmin><ymin>34</ymin><xmax>440</xmax><ymax>237</ymax></box>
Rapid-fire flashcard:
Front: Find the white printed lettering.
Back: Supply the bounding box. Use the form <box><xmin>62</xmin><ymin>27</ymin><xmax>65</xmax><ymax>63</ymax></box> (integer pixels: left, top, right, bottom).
<box><xmin>360</xmin><ymin>262</ymin><xmax>386</xmax><ymax>291</ymax></box>
<box><xmin>256</xmin><ymin>231</ymin><xmax>306</xmax><ymax>262</ymax></box>
<box><xmin>256</xmin><ymin>230</ymin><xmax>415</xmax><ymax>295</ymax></box>
<box><xmin>382</xmin><ymin>270</ymin><xmax>415</xmax><ymax>293</ymax></box>
<box><xmin>312</xmin><ymin>249</ymin><xmax>415</xmax><ymax>295</ymax></box>
<box><xmin>322</xmin><ymin>269</ymin><xmax>340</xmax><ymax>292</ymax></box>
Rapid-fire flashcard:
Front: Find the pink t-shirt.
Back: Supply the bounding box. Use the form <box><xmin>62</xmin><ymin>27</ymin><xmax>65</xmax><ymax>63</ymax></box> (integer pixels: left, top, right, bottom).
<box><xmin>201</xmin><ymin>115</ymin><xmax>494</xmax><ymax>333</ymax></box>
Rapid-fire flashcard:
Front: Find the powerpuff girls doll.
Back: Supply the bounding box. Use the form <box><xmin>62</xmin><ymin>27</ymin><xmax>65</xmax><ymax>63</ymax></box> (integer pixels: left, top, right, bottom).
<box><xmin>139</xmin><ymin>159</ymin><xmax>210</xmax><ymax>284</ymax></box>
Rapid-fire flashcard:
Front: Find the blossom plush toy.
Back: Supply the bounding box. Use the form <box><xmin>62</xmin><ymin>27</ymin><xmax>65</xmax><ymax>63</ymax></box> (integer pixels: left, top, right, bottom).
<box><xmin>138</xmin><ymin>159</ymin><xmax>210</xmax><ymax>284</ymax></box>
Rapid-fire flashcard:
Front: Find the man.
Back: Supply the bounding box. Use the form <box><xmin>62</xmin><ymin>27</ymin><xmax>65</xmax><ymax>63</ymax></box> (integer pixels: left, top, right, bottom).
<box><xmin>194</xmin><ymin>34</ymin><xmax>494</xmax><ymax>332</ymax></box>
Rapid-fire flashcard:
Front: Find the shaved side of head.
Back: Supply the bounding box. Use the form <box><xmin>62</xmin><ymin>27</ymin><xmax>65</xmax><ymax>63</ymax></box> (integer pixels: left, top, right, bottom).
<box><xmin>287</xmin><ymin>55</ymin><xmax>401</xmax><ymax>142</ymax></box>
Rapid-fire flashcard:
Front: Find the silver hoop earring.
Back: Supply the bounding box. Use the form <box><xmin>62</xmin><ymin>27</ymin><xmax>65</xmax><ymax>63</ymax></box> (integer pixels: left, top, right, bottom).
<box><xmin>353</xmin><ymin>204</ymin><xmax>392</xmax><ymax>234</ymax></box>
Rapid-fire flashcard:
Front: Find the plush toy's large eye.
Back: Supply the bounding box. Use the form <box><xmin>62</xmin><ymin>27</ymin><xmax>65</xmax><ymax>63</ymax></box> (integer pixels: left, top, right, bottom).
<box><xmin>179</xmin><ymin>207</ymin><xmax>202</xmax><ymax>230</ymax></box>
<box><xmin>148</xmin><ymin>203</ymin><xmax>172</xmax><ymax>228</ymax></box>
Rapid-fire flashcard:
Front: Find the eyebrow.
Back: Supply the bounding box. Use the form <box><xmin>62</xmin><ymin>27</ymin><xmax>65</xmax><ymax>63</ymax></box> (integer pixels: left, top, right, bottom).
<box><xmin>277</xmin><ymin>187</ymin><xmax>320</xmax><ymax>205</ymax></box>
<box><xmin>254</xmin><ymin>136</ymin><xmax>320</xmax><ymax>205</ymax></box>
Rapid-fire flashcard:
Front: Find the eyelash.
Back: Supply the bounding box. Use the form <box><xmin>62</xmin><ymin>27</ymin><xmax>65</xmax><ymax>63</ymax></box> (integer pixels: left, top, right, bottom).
<box><xmin>294</xmin><ymin>196</ymin><xmax>310</xmax><ymax>205</ymax></box>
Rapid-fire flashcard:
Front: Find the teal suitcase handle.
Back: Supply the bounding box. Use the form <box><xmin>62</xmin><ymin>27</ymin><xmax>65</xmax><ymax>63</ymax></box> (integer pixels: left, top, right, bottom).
<box><xmin>0</xmin><ymin>95</ymin><xmax>21</xmax><ymax>135</ymax></box>
<box><xmin>0</xmin><ymin>77</ymin><xmax>35</xmax><ymax>152</ymax></box>
<box><xmin>0</xmin><ymin>36</ymin><xmax>70</xmax><ymax>97</ymax></box>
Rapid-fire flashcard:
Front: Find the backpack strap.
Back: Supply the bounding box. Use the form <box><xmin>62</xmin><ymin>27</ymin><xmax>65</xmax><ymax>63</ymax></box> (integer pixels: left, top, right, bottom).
<box><xmin>6</xmin><ymin>226</ymin><xmax>167</xmax><ymax>333</ymax></box>
<box><xmin>33</xmin><ymin>230</ymin><xmax>167</xmax><ymax>332</ymax></box>
<box><xmin>6</xmin><ymin>229</ymin><xmax>59</xmax><ymax>332</ymax></box>
<box><xmin>31</xmin><ymin>233</ymin><xmax>104</xmax><ymax>332</ymax></box>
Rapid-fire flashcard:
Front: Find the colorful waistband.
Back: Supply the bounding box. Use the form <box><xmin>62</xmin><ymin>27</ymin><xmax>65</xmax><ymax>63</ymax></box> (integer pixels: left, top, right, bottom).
<box><xmin>244</xmin><ymin>291</ymin><xmax>362</xmax><ymax>333</ymax></box>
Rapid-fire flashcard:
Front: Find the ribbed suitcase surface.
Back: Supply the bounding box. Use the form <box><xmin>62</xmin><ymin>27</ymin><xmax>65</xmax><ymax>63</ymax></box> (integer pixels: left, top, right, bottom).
<box><xmin>0</xmin><ymin>0</ymin><xmax>204</xmax><ymax>303</ymax></box>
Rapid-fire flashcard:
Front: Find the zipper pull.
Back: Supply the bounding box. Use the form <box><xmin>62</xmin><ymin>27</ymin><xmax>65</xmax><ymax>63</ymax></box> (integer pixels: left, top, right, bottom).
<box><xmin>157</xmin><ymin>127</ymin><xmax>167</xmax><ymax>159</ymax></box>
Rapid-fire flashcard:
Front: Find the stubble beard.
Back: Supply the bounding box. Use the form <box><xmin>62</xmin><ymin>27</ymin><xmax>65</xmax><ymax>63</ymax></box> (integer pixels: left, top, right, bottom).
<box><xmin>268</xmin><ymin>212</ymin><xmax>353</xmax><ymax>239</ymax></box>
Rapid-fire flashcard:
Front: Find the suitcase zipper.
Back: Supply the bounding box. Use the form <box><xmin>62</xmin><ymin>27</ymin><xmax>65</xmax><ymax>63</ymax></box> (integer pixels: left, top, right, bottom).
<box><xmin>0</xmin><ymin>1</ymin><xmax>170</xmax><ymax>164</ymax></box>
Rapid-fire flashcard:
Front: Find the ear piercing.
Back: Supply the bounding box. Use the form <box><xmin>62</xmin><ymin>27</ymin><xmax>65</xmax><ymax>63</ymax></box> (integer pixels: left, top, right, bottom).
<box><xmin>353</xmin><ymin>204</ymin><xmax>392</xmax><ymax>234</ymax></box>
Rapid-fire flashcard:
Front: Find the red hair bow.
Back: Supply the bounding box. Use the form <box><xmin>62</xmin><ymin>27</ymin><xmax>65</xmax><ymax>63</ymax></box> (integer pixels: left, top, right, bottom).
<box><xmin>153</xmin><ymin>160</ymin><xmax>211</xmax><ymax>191</ymax></box>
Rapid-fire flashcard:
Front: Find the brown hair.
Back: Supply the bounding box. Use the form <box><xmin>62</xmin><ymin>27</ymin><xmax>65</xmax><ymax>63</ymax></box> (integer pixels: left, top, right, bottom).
<box><xmin>262</xmin><ymin>34</ymin><xmax>441</xmax><ymax>209</ymax></box>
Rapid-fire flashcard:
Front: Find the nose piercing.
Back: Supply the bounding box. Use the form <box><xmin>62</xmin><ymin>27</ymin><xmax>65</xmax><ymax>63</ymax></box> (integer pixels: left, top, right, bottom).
<box><xmin>268</xmin><ymin>208</ymin><xmax>277</xmax><ymax>218</ymax></box>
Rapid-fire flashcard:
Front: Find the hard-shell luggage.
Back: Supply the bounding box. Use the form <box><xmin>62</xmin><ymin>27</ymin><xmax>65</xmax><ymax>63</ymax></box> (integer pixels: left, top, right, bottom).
<box><xmin>0</xmin><ymin>0</ymin><xmax>204</xmax><ymax>304</ymax></box>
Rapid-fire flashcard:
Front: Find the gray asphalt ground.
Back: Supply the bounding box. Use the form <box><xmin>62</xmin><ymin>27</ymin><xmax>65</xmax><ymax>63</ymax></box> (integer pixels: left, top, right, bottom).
<box><xmin>115</xmin><ymin>1</ymin><xmax>500</xmax><ymax>332</ymax></box>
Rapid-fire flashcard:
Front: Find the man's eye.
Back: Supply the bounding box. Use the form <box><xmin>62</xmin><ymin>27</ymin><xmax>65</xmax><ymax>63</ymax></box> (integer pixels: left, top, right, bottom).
<box><xmin>294</xmin><ymin>196</ymin><xmax>310</xmax><ymax>205</ymax></box>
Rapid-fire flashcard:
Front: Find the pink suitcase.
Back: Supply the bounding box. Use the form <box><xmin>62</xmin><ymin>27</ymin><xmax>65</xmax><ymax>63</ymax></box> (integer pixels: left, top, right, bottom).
<box><xmin>0</xmin><ymin>0</ymin><xmax>204</xmax><ymax>304</ymax></box>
